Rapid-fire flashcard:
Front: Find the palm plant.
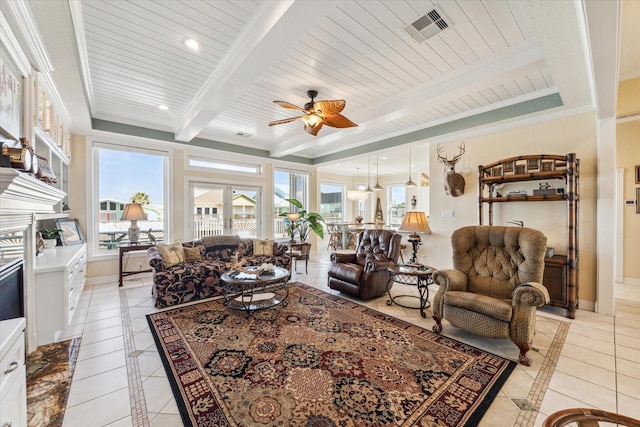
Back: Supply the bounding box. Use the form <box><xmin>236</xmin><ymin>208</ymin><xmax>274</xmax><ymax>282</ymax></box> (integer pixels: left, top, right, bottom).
<box><xmin>279</xmin><ymin>198</ymin><xmax>325</xmax><ymax>241</ymax></box>
<box><xmin>131</xmin><ymin>191</ymin><xmax>150</xmax><ymax>205</ymax></box>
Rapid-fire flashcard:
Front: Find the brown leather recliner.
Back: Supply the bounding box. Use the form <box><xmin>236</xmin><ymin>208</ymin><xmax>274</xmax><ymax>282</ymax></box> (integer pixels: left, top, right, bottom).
<box><xmin>328</xmin><ymin>229</ymin><xmax>402</xmax><ymax>300</ymax></box>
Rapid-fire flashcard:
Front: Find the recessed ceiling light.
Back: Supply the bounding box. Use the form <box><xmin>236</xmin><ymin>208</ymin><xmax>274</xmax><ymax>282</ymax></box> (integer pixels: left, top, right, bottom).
<box><xmin>184</xmin><ymin>38</ymin><xmax>201</xmax><ymax>51</ymax></box>
<box><xmin>381</xmin><ymin>156</ymin><xmax>388</xmax><ymax>160</ymax></box>
<box><xmin>157</xmin><ymin>104</ymin><xmax>169</xmax><ymax>111</ymax></box>
<box><xmin>335</xmin><ymin>163</ymin><xmax>341</xmax><ymax>167</ymax></box>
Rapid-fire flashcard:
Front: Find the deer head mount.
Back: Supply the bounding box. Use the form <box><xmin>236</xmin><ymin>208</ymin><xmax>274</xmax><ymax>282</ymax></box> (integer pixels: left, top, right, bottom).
<box><xmin>437</xmin><ymin>142</ymin><xmax>466</xmax><ymax>197</ymax></box>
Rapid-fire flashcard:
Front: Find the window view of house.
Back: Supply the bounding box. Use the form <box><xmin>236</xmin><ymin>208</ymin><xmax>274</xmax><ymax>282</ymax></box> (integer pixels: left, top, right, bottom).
<box><xmin>192</xmin><ymin>186</ymin><xmax>258</xmax><ymax>239</ymax></box>
<box><xmin>274</xmin><ymin>169</ymin><xmax>308</xmax><ymax>237</ymax></box>
<box><xmin>320</xmin><ymin>183</ymin><xmax>343</xmax><ymax>225</ymax></box>
<box><xmin>96</xmin><ymin>146</ymin><xmax>166</xmax><ymax>250</ymax></box>
<box><xmin>388</xmin><ymin>184</ymin><xmax>406</xmax><ymax>227</ymax></box>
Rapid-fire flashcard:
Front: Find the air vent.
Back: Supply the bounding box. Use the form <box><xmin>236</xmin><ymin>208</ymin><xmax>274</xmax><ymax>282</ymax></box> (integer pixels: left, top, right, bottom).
<box><xmin>403</xmin><ymin>7</ymin><xmax>450</xmax><ymax>43</ymax></box>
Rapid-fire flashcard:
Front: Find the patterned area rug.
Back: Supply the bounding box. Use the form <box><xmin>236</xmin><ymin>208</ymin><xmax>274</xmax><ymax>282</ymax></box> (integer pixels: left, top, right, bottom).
<box><xmin>26</xmin><ymin>337</ymin><xmax>81</xmax><ymax>427</ymax></box>
<box><xmin>147</xmin><ymin>283</ymin><xmax>516</xmax><ymax>426</ymax></box>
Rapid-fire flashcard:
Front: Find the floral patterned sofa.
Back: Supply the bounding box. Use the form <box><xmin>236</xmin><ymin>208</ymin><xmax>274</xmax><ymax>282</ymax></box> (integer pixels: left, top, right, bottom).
<box><xmin>147</xmin><ymin>235</ymin><xmax>291</xmax><ymax>308</ymax></box>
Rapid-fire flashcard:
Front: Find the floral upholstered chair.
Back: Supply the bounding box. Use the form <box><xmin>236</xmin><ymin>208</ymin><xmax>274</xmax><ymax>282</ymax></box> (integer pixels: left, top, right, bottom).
<box><xmin>432</xmin><ymin>225</ymin><xmax>550</xmax><ymax>366</ymax></box>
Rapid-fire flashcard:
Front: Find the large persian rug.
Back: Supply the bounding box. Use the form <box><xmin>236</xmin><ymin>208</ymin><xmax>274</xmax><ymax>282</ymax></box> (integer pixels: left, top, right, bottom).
<box><xmin>147</xmin><ymin>283</ymin><xmax>516</xmax><ymax>426</ymax></box>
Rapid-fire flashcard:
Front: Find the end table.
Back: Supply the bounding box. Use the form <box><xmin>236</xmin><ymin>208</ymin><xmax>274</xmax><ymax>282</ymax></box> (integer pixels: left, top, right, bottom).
<box><xmin>386</xmin><ymin>264</ymin><xmax>435</xmax><ymax>318</ymax></box>
<box><xmin>119</xmin><ymin>243</ymin><xmax>154</xmax><ymax>286</ymax></box>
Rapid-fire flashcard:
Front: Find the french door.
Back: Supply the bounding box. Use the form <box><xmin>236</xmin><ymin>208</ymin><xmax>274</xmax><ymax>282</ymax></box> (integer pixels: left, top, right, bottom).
<box><xmin>188</xmin><ymin>182</ymin><xmax>261</xmax><ymax>240</ymax></box>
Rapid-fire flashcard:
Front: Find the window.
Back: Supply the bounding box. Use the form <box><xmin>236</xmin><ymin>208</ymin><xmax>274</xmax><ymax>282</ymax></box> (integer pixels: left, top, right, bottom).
<box><xmin>388</xmin><ymin>184</ymin><xmax>406</xmax><ymax>227</ymax></box>
<box><xmin>320</xmin><ymin>183</ymin><xmax>344</xmax><ymax>224</ymax></box>
<box><xmin>188</xmin><ymin>155</ymin><xmax>261</xmax><ymax>174</ymax></box>
<box><xmin>93</xmin><ymin>143</ymin><xmax>168</xmax><ymax>254</ymax></box>
<box><xmin>274</xmin><ymin>169</ymin><xmax>308</xmax><ymax>237</ymax></box>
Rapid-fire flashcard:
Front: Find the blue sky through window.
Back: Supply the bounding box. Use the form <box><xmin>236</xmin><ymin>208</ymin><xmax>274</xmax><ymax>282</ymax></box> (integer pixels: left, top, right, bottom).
<box><xmin>99</xmin><ymin>149</ymin><xmax>164</xmax><ymax>204</ymax></box>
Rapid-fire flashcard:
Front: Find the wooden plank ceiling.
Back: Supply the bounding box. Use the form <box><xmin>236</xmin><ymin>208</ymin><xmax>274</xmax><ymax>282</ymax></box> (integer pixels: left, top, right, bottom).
<box><xmin>43</xmin><ymin>0</ymin><xmax>593</xmax><ymax>173</ymax></box>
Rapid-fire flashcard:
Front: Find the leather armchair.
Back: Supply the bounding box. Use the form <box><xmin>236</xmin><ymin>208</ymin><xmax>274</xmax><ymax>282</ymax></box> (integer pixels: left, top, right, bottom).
<box><xmin>432</xmin><ymin>225</ymin><xmax>550</xmax><ymax>366</ymax></box>
<box><xmin>328</xmin><ymin>229</ymin><xmax>402</xmax><ymax>300</ymax></box>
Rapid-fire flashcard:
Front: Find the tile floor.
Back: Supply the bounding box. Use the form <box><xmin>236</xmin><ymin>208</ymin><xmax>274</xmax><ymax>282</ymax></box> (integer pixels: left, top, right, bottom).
<box><xmin>55</xmin><ymin>247</ymin><xmax>640</xmax><ymax>427</ymax></box>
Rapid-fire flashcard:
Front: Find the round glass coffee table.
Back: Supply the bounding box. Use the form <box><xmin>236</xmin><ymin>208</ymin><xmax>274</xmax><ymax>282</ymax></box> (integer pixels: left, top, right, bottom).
<box><xmin>386</xmin><ymin>264</ymin><xmax>435</xmax><ymax>318</ymax></box>
<box><xmin>220</xmin><ymin>266</ymin><xmax>291</xmax><ymax>317</ymax></box>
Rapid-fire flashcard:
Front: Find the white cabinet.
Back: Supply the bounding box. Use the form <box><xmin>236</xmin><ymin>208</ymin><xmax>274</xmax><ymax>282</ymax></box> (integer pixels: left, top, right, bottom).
<box><xmin>0</xmin><ymin>318</ymin><xmax>27</xmax><ymax>427</ymax></box>
<box><xmin>34</xmin><ymin>244</ymin><xmax>87</xmax><ymax>345</ymax></box>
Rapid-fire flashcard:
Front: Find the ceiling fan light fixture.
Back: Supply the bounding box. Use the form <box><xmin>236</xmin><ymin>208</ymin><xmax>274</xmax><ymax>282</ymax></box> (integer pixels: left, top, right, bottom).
<box><xmin>301</xmin><ymin>114</ymin><xmax>323</xmax><ymax>127</ymax></box>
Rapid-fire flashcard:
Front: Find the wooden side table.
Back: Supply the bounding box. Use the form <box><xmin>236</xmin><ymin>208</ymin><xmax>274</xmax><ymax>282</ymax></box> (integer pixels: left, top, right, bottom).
<box><xmin>287</xmin><ymin>242</ymin><xmax>311</xmax><ymax>274</ymax></box>
<box><xmin>119</xmin><ymin>243</ymin><xmax>154</xmax><ymax>286</ymax></box>
<box><xmin>386</xmin><ymin>264</ymin><xmax>435</xmax><ymax>318</ymax></box>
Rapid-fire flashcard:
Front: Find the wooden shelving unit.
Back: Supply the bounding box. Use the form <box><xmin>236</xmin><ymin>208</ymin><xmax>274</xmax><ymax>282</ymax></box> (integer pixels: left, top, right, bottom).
<box><xmin>478</xmin><ymin>154</ymin><xmax>579</xmax><ymax>318</ymax></box>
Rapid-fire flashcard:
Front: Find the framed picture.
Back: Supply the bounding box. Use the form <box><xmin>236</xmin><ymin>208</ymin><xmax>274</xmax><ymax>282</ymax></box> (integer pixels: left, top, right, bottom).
<box><xmin>635</xmin><ymin>165</ymin><xmax>640</xmax><ymax>184</ymax></box>
<box><xmin>35</xmin><ymin>155</ymin><xmax>57</xmax><ymax>183</ymax></box>
<box><xmin>637</xmin><ymin>188</ymin><xmax>640</xmax><ymax>214</ymax></box>
<box><xmin>55</xmin><ymin>218</ymin><xmax>85</xmax><ymax>245</ymax></box>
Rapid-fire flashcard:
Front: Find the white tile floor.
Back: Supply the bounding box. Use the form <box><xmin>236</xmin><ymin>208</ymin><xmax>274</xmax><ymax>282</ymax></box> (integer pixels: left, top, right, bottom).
<box><xmin>55</xmin><ymin>248</ymin><xmax>640</xmax><ymax>427</ymax></box>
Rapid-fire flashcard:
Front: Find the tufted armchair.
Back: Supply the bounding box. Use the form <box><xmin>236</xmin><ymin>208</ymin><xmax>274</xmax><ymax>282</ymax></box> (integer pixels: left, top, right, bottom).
<box><xmin>432</xmin><ymin>226</ymin><xmax>550</xmax><ymax>366</ymax></box>
<box><xmin>328</xmin><ymin>229</ymin><xmax>402</xmax><ymax>300</ymax></box>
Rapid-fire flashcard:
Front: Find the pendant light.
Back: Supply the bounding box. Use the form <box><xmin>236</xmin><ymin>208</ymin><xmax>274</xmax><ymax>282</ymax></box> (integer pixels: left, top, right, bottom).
<box><xmin>373</xmin><ymin>155</ymin><xmax>383</xmax><ymax>191</ymax></box>
<box><xmin>405</xmin><ymin>147</ymin><xmax>417</xmax><ymax>188</ymax></box>
<box><xmin>365</xmin><ymin>157</ymin><xmax>373</xmax><ymax>193</ymax></box>
<box><xmin>347</xmin><ymin>168</ymin><xmax>368</xmax><ymax>201</ymax></box>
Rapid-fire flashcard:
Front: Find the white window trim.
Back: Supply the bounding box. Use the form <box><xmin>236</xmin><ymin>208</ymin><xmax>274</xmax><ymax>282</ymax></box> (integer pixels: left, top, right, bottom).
<box><xmin>88</xmin><ymin>139</ymin><xmax>172</xmax><ymax>261</ymax></box>
<box><xmin>186</xmin><ymin>154</ymin><xmax>263</xmax><ymax>175</ymax></box>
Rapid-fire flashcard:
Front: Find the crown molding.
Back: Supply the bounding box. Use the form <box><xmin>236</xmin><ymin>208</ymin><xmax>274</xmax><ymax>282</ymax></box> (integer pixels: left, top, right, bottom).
<box><xmin>0</xmin><ymin>11</ymin><xmax>31</xmax><ymax>76</ymax></box>
<box><xmin>6</xmin><ymin>0</ymin><xmax>53</xmax><ymax>73</ymax></box>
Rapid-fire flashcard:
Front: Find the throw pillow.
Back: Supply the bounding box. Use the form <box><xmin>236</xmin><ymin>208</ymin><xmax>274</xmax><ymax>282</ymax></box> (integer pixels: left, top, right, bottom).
<box><xmin>157</xmin><ymin>242</ymin><xmax>185</xmax><ymax>267</ymax></box>
<box><xmin>183</xmin><ymin>246</ymin><xmax>203</xmax><ymax>263</ymax></box>
<box><xmin>253</xmin><ymin>239</ymin><xmax>274</xmax><ymax>256</ymax></box>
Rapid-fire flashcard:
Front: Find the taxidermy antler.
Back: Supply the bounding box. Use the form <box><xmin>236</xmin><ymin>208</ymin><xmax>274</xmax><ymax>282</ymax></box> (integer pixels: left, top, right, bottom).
<box><xmin>437</xmin><ymin>142</ymin><xmax>466</xmax><ymax>197</ymax></box>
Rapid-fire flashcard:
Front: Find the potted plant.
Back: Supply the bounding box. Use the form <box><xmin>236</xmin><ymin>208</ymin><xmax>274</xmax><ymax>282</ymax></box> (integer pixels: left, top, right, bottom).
<box><xmin>39</xmin><ymin>228</ymin><xmax>62</xmax><ymax>249</ymax></box>
<box><xmin>279</xmin><ymin>198</ymin><xmax>325</xmax><ymax>242</ymax></box>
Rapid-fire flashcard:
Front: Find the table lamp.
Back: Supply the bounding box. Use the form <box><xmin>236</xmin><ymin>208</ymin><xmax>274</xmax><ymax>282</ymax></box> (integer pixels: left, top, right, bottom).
<box><xmin>398</xmin><ymin>211</ymin><xmax>431</xmax><ymax>264</ymax></box>
<box><xmin>121</xmin><ymin>203</ymin><xmax>147</xmax><ymax>244</ymax></box>
<box><xmin>286</xmin><ymin>213</ymin><xmax>300</xmax><ymax>243</ymax></box>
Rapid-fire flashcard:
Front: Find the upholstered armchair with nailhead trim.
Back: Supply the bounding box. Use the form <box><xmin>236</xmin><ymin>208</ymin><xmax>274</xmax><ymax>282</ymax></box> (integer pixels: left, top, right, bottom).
<box><xmin>432</xmin><ymin>225</ymin><xmax>550</xmax><ymax>366</ymax></box>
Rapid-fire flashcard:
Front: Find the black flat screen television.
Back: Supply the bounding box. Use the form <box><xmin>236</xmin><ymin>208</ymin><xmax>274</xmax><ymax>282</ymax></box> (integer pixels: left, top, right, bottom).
<box><xmin>0</xmin><ymin>258</ymin><xmax>24</xmax><ymax>321</ymax></box>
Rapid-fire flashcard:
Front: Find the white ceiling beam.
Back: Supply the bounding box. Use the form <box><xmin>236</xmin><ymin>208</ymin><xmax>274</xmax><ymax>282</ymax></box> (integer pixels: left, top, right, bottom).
<box><xmin>270</xmin><ymin>40</ymin><xmax>546</xmax><ymax>158</ymax></box>
<box><xmin>174</xmin><ymin>0</ymin><xmax>340</xmax><ymax>142</ymax></box>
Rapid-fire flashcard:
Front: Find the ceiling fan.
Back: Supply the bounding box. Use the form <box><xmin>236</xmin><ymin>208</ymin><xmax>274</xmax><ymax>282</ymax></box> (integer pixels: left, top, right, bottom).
<box><xmin>268</xmin><ymin>90</ymin><xmax>357</xmax><ymax>136</ymax></box>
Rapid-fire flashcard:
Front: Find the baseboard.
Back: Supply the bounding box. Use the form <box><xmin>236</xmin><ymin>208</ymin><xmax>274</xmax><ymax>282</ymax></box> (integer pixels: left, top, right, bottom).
<box><xmin>578</xmin><ymin>299</ymin><xmax>595</xmax><ymax>312</ymax></box>
<box><xmin>86</xmin><ymin>275</ymin><xmax>118</xmax><ymax>285</ymax></box>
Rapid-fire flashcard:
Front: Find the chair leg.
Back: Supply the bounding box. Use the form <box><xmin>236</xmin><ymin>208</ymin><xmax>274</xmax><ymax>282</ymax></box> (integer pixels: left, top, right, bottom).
<box><xmin>432</xmin><ymin>315</ymin><xmax>443</xmax><ymax>333</ymax></box>
<box><xmin>513</xmin><ymin>340</ymin><xmax>532</xmax><ymax>366</ymax></box>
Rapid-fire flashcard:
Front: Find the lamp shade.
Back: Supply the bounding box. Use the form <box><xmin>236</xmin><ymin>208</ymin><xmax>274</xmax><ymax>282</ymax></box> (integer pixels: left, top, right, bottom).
<box><xmin>398</xmin><ymin>211</ymin><xmax>431</xmax><ymax>234</ymax></box>
<box><xmin>121</xmin><ymin>203</ymin><xmax>147</xmax><ymax>221</ymax></box>
<box><xmin>286</xmin><ymin>213</ymin><xmax>300</xmax><ymax>222</ymax></box>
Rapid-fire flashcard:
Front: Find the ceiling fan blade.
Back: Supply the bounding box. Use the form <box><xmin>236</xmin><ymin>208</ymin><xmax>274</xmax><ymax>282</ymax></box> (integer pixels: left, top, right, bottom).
<box><xmin>268</xmin><ymin>116</ymin><xmax>303</xmax><ymax>126</ymax></box>
<box><xmin>304</xmin><ymin>122</ymin><xmax>323</xmax><ymax>136</ymax></box>
<box><xmin>322</xmin><ymin>113</ymin><xmax>357</xmax><ymax>128</ymax></box>
<box><xmin>313</xmin><ymin>99</ymin><xmax>346</xmax><ymax>116</ymax></box>
<box><xmin>273</xmin><ymin>101</ymin><xmax>304</xmax><ymax>111</ymax></box>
